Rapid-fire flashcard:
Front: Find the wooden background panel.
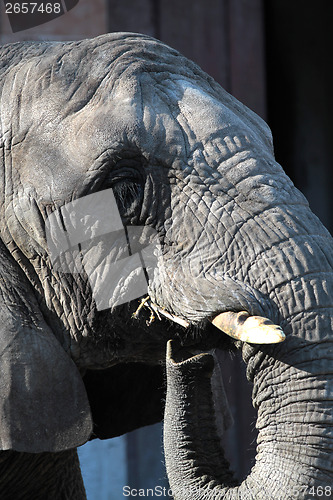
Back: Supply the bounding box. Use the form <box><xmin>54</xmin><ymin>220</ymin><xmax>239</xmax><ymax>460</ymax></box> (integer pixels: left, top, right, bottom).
<box><xmin>158</xmin><ymin>0</ymin><xmax>266</xmax><ymax>118</ymax></box>
<box><xmin>266</xmin><ymin>0</ymin><xmax>333</xmax><ymax>233</ymax></box>
<box><xmin>228</xmin><ymin>0</ymin><xmax>266</xmax><ymax>118</ymax></box>
<box><xmin>159</xmin><ymin>0</ymin><xmax>230</xmax><ymax>89</ymax></box>
<box><xmin>108</xmin><ymin>0</ymin><xmax>155</xmax><ymax>37</ymax></box>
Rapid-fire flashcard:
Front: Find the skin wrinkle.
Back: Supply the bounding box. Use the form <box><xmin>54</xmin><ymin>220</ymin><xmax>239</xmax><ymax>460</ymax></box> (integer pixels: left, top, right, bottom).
<box><xmin>1</xmin><ymin>174</ymin><xmax>97</xmax><ymax>353</ymax></box>
<box><xmin>159</xmin><ymin>168</ymin><xmax>254</xmax><ymax>312</ymax></box>
<box><xmin>270</xmin><ymin>279</ymin><xmax>333</xmax><ymax>324</ymax></box>
<box><xmin>169</xmin><ymin>191</ymin><xmax>270</xmax><ymax>316</ymax></box>
<box><xmin>240</xmin><ymin>223</ymin><xmax>297</xmax><ymax>276</ymax></box>
<box><xmin>148</xmin><ymin>78</ymin><xmax>191</xmax><ymax>159</ymax></box>
<box><xmin>39</xmin><ymin>260</ymin><xmax>87</xmax><ymax>352</ymax></box>
<box><xmin>203</xmin><ymin>133</ymin><xmax>251</xmax><ymax>170</ymax></box>
<box><xmin>0</xmin><ymin>449</ymin><xmax>86</xmax><ymax>499</ymax></box>
<box><xmin>254</xmin><ymin>360</ymin><xmax>332</xmax><ymax>409</ymax></box>
<box><xmin>175</xmin><ymin>198</ymin><xmax>232</xmax><ymax>279</ymax></box>
<box><xmin>167</xmin><ymin>127</ymin><xmax>305</xmax><ymax>266</ymax></box>
<box><xmin>250</xmin><ymin>341</ymin><xmax>329</xmax><ymax>386</ymax></box>
<box><xmin>251</xmin><ymin>239</ymin><xmax>333</xmax><ymax>312</ymax></box>
<box><xmin>237</xmin><ymin>216</ymin><xmax>329</xmax><ymax>281</ymax></box>
<box><xmin>159</xmin><ymin>75</ymin><xmax>272</xmax><ymax>156</ymax></box>
<box><xmin>250</xmin><ymin>241</ymin><xmax>308</xmax><ymax>293</ymax></box>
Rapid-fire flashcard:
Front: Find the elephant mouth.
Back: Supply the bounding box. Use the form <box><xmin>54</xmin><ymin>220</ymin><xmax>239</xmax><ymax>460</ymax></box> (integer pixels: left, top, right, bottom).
<box><xmin>134</xmin><ymin>297</ymin><xmax>286</xmax><ymax>345</ymax></box>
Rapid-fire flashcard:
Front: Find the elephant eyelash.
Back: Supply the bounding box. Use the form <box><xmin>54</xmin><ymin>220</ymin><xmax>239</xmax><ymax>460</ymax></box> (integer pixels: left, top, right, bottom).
<box><xmin>111</xmin><ymin>179</ymin><xmax>144</xmax><ymax>218</ymax></box>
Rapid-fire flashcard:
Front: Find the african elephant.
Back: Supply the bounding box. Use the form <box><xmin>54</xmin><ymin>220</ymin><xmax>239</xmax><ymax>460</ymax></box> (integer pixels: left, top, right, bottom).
<box><xmin>0</xmin><ymin>32</ymin><xmax>332</xmax><ymax>498</ymax></box>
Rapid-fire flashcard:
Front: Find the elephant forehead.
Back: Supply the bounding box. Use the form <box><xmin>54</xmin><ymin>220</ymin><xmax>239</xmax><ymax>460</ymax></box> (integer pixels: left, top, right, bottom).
<box><xmin>10</xmin><ymin>126</ymin><xmax>86</xmax><ymax>202</ymax></box>
<box><xmin>138</xmin><ymin>75</ymin><xmax>274</xmax><ymax>170</ymax></box>
<box><xmin>177</xmin><ymin>80</ymin><xmax>233</xmax><ymax>132</ymax></box>
<box><xmin>66</xmin><ymin>78</ymin><xmax>144</xmax><ymax>156</ymax></box>
<box><xmin>7</xmin><ymin>75</ymin><xmax>144</xmax><ymax>201</ymax></box>
<box><xmin>174</xmin><ymin>80</ymin><xmax>270</xmax><ymax>153</ymax></box>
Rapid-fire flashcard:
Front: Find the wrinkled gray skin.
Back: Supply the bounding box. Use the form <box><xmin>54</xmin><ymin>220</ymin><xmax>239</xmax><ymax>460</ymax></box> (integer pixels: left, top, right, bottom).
<box><xmin>0</xmin><ymin>33</ymin><xmax>332</xmax><ymax>498</ymax></box>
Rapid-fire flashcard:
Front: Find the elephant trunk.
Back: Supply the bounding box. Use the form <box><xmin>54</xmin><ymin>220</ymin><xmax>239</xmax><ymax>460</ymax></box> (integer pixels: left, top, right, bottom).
<box><xmin>164</xmin><ymin>345</ymin><xmax>237</xmax><ymax>499</ymax></box>
<box><xmin>164</xmin><ymin>299</ymin><xmax>333</xmax><ymax>499</ymax></box>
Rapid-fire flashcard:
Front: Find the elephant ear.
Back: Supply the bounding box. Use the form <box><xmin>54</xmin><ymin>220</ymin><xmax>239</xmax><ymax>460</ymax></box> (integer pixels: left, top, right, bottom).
<box><xmin>0</xmin><ymin>241</ymin><xmax>92</xmax><ymax>452</ymax></box>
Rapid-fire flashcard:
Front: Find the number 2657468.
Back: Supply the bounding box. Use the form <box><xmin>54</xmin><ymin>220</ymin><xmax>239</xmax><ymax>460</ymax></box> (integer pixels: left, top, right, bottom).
<box><xmin>5</xmin><ymin>3</ymin><xmax>62</xmax><ymax>14</ymax></box>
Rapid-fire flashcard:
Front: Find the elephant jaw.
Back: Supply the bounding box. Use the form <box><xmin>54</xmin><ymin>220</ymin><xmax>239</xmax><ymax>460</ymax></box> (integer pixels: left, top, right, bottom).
<box><xmin>135</xmin><ymin>298</ymin><xmax>285</xmax><ymax>345</ymax></box>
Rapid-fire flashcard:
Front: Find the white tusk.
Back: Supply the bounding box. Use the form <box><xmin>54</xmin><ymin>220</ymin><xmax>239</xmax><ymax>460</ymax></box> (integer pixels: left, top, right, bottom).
<box><xmin>210</xmin><ymin>311</ymin><xmax>286</xmax><ymax>344</ymax></box>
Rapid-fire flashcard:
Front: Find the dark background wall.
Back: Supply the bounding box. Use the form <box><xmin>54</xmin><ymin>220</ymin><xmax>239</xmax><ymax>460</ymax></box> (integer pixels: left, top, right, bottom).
<box><xmin>1</xmin><ymin>0</ymin><xmax>332</xmax><ymax>492</ymax></box>
<box><xmin>266</xmin><ymin>1</ymin><xmax>333</xmax><ymax>234</ymax></box>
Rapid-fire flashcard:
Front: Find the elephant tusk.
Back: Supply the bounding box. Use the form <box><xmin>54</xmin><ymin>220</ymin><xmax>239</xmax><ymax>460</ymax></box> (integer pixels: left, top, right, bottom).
<box><xmin>210</xmin><ymin>311</ymin><xmax>286</xmax><ymax>344</ymax></box>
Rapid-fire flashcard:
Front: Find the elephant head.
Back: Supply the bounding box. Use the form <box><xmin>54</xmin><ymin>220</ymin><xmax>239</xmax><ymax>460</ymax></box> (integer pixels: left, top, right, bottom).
<box><xmin>0</xmin><ymin>33</ymin><xmax>332</xmax><ymax>497</ymax></box>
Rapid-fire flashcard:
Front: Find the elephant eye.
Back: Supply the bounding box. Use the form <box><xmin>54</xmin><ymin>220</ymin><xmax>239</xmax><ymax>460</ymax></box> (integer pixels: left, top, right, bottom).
<box><xmin>99</xmin><ymin>157</ymin><xmax>146</xmax><ymax>222</ymax></box>
<box><xmin>110</xmin><ymin>178</ymin><xmax>144</xmax><ymax>221</ymax></box>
